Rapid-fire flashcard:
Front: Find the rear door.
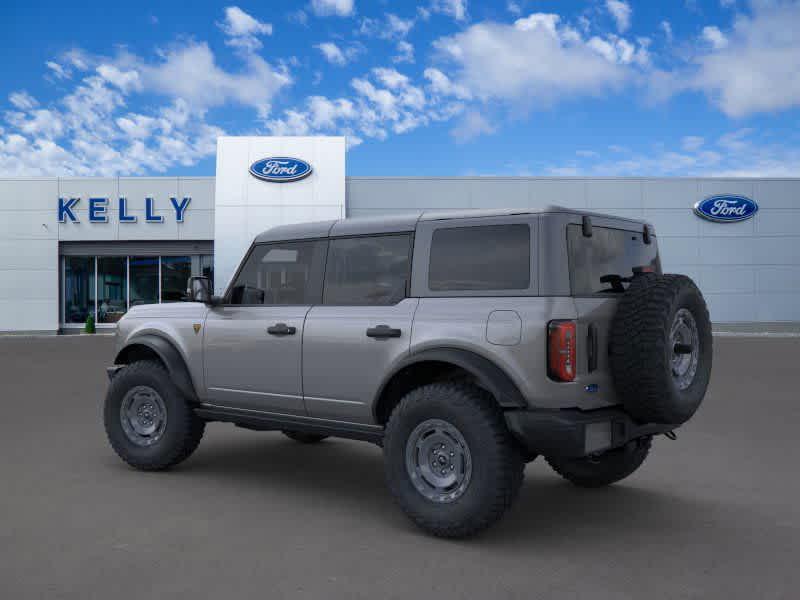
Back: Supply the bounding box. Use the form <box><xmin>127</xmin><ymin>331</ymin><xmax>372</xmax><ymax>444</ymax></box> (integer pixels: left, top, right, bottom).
<box><xmin>567</xmin><ymin>222</ymin><xmax>661</xmax><ymax>396</ymax></box>
<box><xmin>302</xmin><ymin>233</ymin><xmax>416</xmax><ymax>424</ymax></box>
<box><xmin>204</xmin><ymin>240</ymin><xmax>327</xmax><ymax>415</ymax></box>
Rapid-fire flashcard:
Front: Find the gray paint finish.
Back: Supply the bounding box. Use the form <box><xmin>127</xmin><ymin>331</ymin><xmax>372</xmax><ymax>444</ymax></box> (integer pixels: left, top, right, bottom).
<box><xmin>347</xmin><ymin>177</ymin><xmax>800</xmax><ymax>324</ymax></box>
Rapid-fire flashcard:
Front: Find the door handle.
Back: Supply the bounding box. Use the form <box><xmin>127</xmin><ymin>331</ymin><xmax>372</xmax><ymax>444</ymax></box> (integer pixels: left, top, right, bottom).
<box><xmin>366</xmin><ymin>325</ymin><xmax>402</xmax><ymax>339</ymax></box>
<box><xmin>267</xmin><ymin>323</ymin><xmax>296</xmax><ymax>336</ymax></box>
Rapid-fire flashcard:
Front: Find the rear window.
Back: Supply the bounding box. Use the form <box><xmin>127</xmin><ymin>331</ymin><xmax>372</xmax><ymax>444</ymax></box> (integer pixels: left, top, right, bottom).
<box><xmin>567</xmin><ymin>224</ymin><xmax>661</xmax><ymax>295</ymax></box>
<box><xmin>429</xmin><ymin>224</ymin><xmax>530</xmax><ymax>291</ymax></box>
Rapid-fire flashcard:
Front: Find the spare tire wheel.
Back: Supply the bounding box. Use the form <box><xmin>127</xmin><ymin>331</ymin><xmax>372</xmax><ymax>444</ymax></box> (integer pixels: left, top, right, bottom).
<box><xmin>609</xmin><ymin>273</ymin><xmax>712</xmax><ymax>425</ymax></box>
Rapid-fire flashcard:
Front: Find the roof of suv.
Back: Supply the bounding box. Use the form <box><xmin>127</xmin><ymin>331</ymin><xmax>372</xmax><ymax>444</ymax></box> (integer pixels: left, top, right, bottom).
<box><xmin>253</xmin><ymin>206</ymin><xmax>649</xmax><ymax>243</ymax></box>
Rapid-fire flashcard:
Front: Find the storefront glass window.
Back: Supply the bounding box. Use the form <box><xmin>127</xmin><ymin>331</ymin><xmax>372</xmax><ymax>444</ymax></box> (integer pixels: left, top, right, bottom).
<box><xmin>64</xmin><ymin>256</ymin><xmax>95</xmax><ymax>324</ymax></box>
<box><xmin>97</xmin><ymin>257</ymin><xmax>127</xmax><ymax>323</ymax></box>
<box><xmin>129</xmin><ymin>256</ymin><xmax>159</xmax><ymax>307</ymax></box>
<box><xmin>161</xmin><ymin>256</ymin><xmax>191</xmax><ymax>302</ymax></box>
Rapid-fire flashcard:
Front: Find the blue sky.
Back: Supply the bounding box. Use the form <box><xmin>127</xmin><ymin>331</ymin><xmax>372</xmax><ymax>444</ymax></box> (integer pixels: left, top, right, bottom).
<box><xmin>1</xmin><ymin>0</ymin><xmax>798</xmax><ymax>177</ymax></box>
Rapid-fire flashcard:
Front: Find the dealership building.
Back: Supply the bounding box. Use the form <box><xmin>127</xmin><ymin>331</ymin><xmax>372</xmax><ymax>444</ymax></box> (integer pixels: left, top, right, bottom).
<box><xmin>1</xmin><ymin>136</ymin><xmax>798</xmax><ymax>334</ymax></box>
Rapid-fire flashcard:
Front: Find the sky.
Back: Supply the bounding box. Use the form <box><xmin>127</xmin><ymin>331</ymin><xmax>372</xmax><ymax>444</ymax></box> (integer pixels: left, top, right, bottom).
<box><xmin>1</xmin><ymin>0</ymin><xmax>799</xmax><ymax>177</ymax></box>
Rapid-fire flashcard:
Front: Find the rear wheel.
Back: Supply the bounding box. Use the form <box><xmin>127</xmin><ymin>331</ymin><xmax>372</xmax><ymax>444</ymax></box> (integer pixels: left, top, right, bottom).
<box><xmin>384</xmin><ymin>382</ymin><xmax>524</xmax><ymax>538</ymax></box>
<box><xmin>104</xmin><ymin>360</ymin><xmax>205</xmax><ymax>471</ymax></box>
<box><xmin>546</xmin><ymin>437</ymin><xmax>651</xmax><ymax>488</ymax></box>
<box><xmin>281</xmin><ymin>430</ymin><xmax>328</xmax><ymax>444</ymax></box>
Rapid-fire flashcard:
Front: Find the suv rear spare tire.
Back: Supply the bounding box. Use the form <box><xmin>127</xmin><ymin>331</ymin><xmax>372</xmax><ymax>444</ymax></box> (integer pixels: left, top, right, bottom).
<box><xmin>610</xmin><ymin>273</ymin><xmax>712</xmax><ymax>425</ymax></box>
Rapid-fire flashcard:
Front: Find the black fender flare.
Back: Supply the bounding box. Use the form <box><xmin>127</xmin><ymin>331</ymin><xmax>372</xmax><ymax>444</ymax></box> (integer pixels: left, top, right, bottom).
<box><xmin>114</xmin><ymin>334</ymin><xmax>198</xmax><ymax>402</ymax></box>
<box><xmin>374</xmin><ymin>347</ymin><xmax>528</xmax><ymax>414</ymax></box>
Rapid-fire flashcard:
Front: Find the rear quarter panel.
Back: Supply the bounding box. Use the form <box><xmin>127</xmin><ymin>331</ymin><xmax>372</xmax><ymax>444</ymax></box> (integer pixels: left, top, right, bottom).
<box><xmin>410</xmin><ymin>297</ymin><xmax>616</xmax><ymax>410</ymax></box>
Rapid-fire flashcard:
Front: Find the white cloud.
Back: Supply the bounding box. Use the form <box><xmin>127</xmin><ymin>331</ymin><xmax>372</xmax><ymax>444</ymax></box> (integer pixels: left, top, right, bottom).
<box><xmin>451</xmin><ymin>110</ymin><xmax>496</xmax><ymax>142</ymax></box>
<box><xmin>701</xmin><ymin>25</ymin><xmax>728</xmax><ymax>49</ymax></box>
<box><xmin>691</xmin><ymin>1</ymin><xmax>800</xmax><ymax>116</ymax></box>
<box><xmin>218</xmin><ymin>6</ymin><xmax>272</xmax><ymax>51</ymax></box>
<box><xmin>546</xmin><ymin>128</ymin><xmax>800</xmax><ymax>177</ymax></box>
<box><xmin>660</xmin><ymin>20</ymin><xmax>673</xmax><ymax>42</ymax></box>
<box><xmin>266</xmin><ymin>66</ymin><xmax>463</xmax><ymax>145</ymax></box>
<box><xmin>359</xmin><ymin>13</ymin><xmax>415</xmax><ymax>40</ymax></box>
<box><xmin>430</xmin><ymin>0</ymin><xmax>468</xmax><ymax>21</ymax></box>
<box><xmin>606</xmin><ymin>0</ymin><xmax>632</xmax><ymax>33</ymax></box>
<box><xmin>310</xmin><ymin>0</ymin><xmax>354</xmax><ymax>17</ymax></box>
<box><xmin>45</xmin><ymin>61</ymin><xmax>71</xmax><ymax>80</ymax></box>
<box><xmin>720</xmin><ymin>0</ymin><xmax>736</xmax><ymax>7</ymax></box>
<box><xmin>682</xmin><ymin>135</ymin><xmax>705</xmax><ymax>152</ymax></box>
<box><xmin>0</xmin><ymin>34</ymin><xmax>288</xmax><ymax>175</ymax></box>
<box><xmin>9</xmin><ymin>91</ymin><xmax>38</xmax><ymax>111</ymax></box>
<box><xmin>432</xmin><ymin>13</ymin><xmax>638</xmax><ymax>107</ymax></box>
<box><xmin>139</xmin><ymin>42</ymin><xmax>290</xmax><ymax>116</ymax></box>
<box><xmin>386</xmin><ymin>14</ymin><xmax>415</xmax><ymax>38</ymax></box>
<box><xmin>507</xmin><ymin>1</ymin><xmax>522</xmax><ymax>16</ymax></box>
<box><xmin>423</xmin><ymin>67</ymin><xmax>472</xmax><ymax>100</ymax></box>
<box><xmin>393</xmin><ymin>41</ymin><xmax>415</xmax><ymax>63</ymax></box>
<box><xmin>314</xmin><ymin>42</ymin><xmax>363</xmax><ymax>66</ymax></box>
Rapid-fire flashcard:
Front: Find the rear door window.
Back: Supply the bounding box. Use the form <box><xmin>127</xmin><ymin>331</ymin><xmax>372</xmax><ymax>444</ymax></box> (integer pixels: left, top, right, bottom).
<box><xmin>428</xmin><ymin>224</ymin><xmax>530</xmax><ymax>291</ymax></box>
<box><xmin>323</xmin><ymin>234</ymin><xmax>412</xmax><ymax>305</ymax></box>
<box><xmin>567</xmin><ymin>224</ymin><xmax>661</xmax><ymax>295</ymax></box>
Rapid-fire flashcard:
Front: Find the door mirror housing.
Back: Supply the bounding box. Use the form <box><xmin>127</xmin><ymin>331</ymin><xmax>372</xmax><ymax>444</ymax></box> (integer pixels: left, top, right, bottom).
<box><xmin>187</xmin><ymin>276</ymin><xmax>220</xmax><ymax>305</ymax></box>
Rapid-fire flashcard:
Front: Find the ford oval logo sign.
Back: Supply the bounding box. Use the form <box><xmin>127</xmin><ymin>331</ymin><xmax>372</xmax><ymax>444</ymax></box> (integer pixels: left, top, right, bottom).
<box><xmin>693</xmin><ymin>195</ymin><xmax>758</xmax><ymax>223</ymax></box>
<box><xmin>249</xmin><ymin>157</ymin><xmax>312</xmax><ymax>183</ymax></box>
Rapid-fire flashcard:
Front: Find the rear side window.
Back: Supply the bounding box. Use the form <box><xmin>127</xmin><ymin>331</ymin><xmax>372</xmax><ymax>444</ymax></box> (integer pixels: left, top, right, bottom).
<box><xmin>428</xmin><ymin>224</ymin><xmax>530</xmax><ymax>291</ymax></box>
<box><xmin>567</xmin><ymin>224</ymin><xmax>661</xmax><ymax>295</ymax></box>
<box><xmin>323</xmin><ymin>234</ymin><xmax>412</xmax><ymax>305</ymax></box>
<box><xmin>228</xmin><ymin>240</ymin><xmax>327</xmax><ymax>305</ymax></box>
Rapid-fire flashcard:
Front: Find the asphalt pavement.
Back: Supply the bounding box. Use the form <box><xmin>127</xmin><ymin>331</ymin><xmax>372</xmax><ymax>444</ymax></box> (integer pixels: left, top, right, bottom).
<box><xmin>1</xmin><ymin>335</ymin><xmax>798</xmax><ymax>599</ymax></box>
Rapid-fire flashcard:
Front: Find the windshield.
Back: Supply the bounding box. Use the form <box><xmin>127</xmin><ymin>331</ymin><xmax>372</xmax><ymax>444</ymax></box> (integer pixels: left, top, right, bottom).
<box><xmin>567</xmin><ymin>224</ymin><xmax>661</xmax><ymax>294</ymax></box>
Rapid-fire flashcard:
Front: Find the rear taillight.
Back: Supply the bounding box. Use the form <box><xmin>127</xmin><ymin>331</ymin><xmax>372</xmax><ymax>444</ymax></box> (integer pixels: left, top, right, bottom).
<box><xmin>548</xmin><ymin>320</ymin><xmax>576</xmax><ymax>382</ymax></box>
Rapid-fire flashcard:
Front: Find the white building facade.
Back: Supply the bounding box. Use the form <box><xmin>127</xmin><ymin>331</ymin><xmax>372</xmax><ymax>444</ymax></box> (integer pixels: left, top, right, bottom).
<box><xmin>0</xmin><ymin>136</ymin><xmax>798</xmax><ymax>334</ymax></box>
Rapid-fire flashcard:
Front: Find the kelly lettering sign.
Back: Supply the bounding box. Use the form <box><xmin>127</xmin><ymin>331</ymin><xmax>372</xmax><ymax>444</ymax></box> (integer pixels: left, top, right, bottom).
<box><xmin>58</xmin><ymin>197</ymin><xmax>191</xmax><ymax>224</ymax></box>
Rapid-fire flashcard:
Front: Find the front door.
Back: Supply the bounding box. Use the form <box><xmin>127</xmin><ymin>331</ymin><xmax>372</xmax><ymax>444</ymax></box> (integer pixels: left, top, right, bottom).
<box><xmin>302</xmin><ymin>233</ymin><xmax>415</xmax><ymax>424</ymax></box>
<box><xmin>203</xmin><ymin>239</ymin><xmax>328</xmax><ymax>415</ymax></box>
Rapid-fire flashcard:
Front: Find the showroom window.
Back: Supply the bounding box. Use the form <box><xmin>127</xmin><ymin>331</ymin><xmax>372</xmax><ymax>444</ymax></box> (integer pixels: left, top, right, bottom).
<box><xmin>61</xmin><ymin>254</ymin><xmax>214</xmax><ymax>327</ymax></box>
<box><xmin>64</xmin><ymin>256</ymin><xmax>95</xmax><ymax>325</ymax></box>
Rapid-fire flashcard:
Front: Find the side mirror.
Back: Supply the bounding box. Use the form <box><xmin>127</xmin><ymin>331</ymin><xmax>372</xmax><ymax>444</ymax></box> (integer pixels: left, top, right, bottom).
<box><xmin>187</xmin><ymin>276</ymin><xmax>215</xmax><ymax>304</ymax></box>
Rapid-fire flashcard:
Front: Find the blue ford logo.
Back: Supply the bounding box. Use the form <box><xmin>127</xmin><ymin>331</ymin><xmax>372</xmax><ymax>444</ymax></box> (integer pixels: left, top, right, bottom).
<box><xmin>249</xmin><ymin>157</ymin><xmax>313</xmax><ymax>183</ymax></box>
<box><xmin>693</xmin><ymin>195</ymin><xmax>758</xmax><ymax>223</ymax></box>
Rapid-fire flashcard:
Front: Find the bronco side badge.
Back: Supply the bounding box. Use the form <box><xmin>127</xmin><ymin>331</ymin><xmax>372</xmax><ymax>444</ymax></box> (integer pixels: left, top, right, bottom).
<box><xmin>193</xmin><ymin>323</ymin><xmax>201</xmax><ymax>335</ymax></box>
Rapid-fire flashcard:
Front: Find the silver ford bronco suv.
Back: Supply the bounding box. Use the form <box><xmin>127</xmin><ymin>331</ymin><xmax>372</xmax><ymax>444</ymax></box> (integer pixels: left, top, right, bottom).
<box><xmin>104</xmin><ymin>207</ymin><xmax>712</xmax><ymax>538</ymax></box>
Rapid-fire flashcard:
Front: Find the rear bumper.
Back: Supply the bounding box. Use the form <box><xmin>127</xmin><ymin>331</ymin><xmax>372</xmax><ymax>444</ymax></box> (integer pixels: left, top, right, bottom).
<box><xmin>504</xmin><ymin>407</ymin><xmax>674</xmax><ymax>459</ymax></box>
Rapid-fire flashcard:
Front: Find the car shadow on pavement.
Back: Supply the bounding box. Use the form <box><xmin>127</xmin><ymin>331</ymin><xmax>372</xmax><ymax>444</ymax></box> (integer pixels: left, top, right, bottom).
<box><xmin>133</xmin><ymin>427</ymin><xmax>722</xmax><ymax>547</ymax></box>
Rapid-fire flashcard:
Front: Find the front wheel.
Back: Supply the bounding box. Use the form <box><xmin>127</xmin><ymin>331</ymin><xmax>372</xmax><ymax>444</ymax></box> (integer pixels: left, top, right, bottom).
<box><xmin>104</xmin><ymin>360</ymin><xmax>205</xmax><ymax>471</ymax></box>
<box><xmin>545</xmin><ymin>437</ymin><xmax>651</xmax><ymax>488</ymax></box>
<box><xmin>384</xmin><ymin>383</ymin><xmax>524</xmax><ymax>538</ymax></box>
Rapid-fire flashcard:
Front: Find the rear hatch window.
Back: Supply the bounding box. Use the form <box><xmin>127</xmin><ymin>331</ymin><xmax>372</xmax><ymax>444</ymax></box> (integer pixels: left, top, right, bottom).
<box><xmin>567</xmin><ymin>224</ymin><xmax>661</xmax><ymax>295</ymax></box>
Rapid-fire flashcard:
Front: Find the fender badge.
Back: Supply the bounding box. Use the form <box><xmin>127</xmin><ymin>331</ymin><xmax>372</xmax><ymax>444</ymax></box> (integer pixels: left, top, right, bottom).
<box><xmin>193</xmin><ymin>323</ymin><xmax>201</xmax><ymax>335</ymax></box>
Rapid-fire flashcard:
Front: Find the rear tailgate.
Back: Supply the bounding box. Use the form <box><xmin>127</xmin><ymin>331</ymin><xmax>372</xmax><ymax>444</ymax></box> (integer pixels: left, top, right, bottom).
<box><xmin>567</xmin><ymin>222</ymin><xmax>661</xmax><ymax>405</ymax></box>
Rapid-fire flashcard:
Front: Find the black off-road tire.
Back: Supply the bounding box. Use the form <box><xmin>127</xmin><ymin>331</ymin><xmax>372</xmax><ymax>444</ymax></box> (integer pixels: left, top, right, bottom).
<box><xmin>610</xmin><ymin>273</ymin><xmax>712</xmax><ymax>425</ymax></box>
<box><xmin>384</xmin><ymin>382</ymin><xmax>524</xmax><ymax>538</ymax></box>
<box><xmin>104</xmin><ymin>360</ymin><xmax>205</xmax><ymax>471</ymax></box>
<box><xmin>281</xmin><ymin>430</ymin><xmax>328</xmax><ymax>444</ymax></box>
<box><xmin>546</xmin><ymin>437</ymin><xmax>652</xmax><ymax>488</ymax></box>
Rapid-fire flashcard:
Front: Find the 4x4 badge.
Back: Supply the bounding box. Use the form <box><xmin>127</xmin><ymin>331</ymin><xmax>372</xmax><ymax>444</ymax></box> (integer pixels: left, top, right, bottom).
<box><xmin>193</xmin><ymin>323</ymin><xmax>201</xmax><ymax>335</ymax></box>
